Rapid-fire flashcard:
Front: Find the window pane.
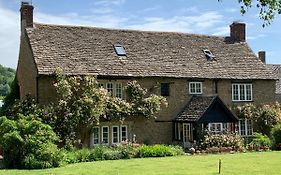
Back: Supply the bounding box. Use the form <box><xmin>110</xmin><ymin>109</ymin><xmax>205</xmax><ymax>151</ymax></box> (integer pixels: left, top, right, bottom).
<box><xmin>196</xmin><ymin>83</ymin><xmax>201</xmax><ymax>93</ymax></box>
<box><xmin>115</xmin><ymin>83</ymin><xmax>122</xmax><ymax>98</ymax></box>
<box><xmin>106</xmin><ymin>83</ymin><xmax>113</xmax><ymax>96</ymax></box>
<box><xmin>246</xmin><ymin>84</ymin><xmax>252</xmax><ymax>101</ymax></box>
<box><xmin>190</xmin><ymin>83</ymin><xmax>195</xmax><ymax>93</ymax></box>
<box><xmin>232</xmin><ymin>84</ymin><xmax>252</xmax><ymax>101</ymax></box>
<box><xmin>112</xmin><ymin>126</ymin><xmax>119</xmax><ymax>144</ymax></box>
<box><xmin>102</xmin><ymin>127</ymin><xmax>109</xmax><ymax>144</ymax></box>
<box><xmin>98</xmin><ymin>83</ymin><xmax>104</xmax><ymax>88</ymax></box>
<box><xmin>246</xmin><ymin>120</ymin><xmax>253</xmax><ymax>136</ymax></box>
<box><xmin>121</xmin><ymin>126</ymin><xmax>127</xmax><ymax>141</ymax></box>
<box><xmin>240</xmin><ymin>84</ymin><xmax>245</xmax><ymax>100</ymax></box>
<box><xmin>189</xmin><ymin>82</ymin><xmax>202</xmax><ymax>94</ymax></box>
<box><xmin>232</xmin><ymin>84</ymin><xmax>239</xmax><ymax>101</ymax></box>
<box><xmin>239</xmin><ymin>120</ymin><xmax>246</xmax><ymax>136</ymax></box>
<box><xmin>161</xmin><ymin>83</ymin><xmax>170</xmax><ymax>96</ymax></box>
<box><xmin>93</xmin><ymin>127</ymin><xmax>99</xmax><ymax>144</ymax></box>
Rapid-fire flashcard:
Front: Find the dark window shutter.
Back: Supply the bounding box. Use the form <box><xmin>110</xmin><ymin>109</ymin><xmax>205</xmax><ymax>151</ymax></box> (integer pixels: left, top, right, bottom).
<box><xmin>161</xmin><ymin>83</ymin><xmax>170</xmax><ymax>96</ymax></box>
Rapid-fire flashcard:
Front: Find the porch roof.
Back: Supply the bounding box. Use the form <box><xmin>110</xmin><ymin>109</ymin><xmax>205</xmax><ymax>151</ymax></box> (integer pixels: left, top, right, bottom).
<box><xmin>175</xmin><ymin>96</ymin><xmax>238</xmax><ymax>123</ymax></box>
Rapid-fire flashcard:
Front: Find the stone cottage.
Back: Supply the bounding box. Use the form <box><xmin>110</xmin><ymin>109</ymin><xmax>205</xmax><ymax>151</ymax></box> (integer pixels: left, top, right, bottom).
<box><xmin>17</xmin><ymin>3</ymin><xmax>276</xmax><ymax>147</ymax></box>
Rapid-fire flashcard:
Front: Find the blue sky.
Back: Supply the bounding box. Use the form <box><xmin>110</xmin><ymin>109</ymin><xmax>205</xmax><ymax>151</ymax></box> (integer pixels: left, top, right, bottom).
<box><xmin>0</xmin><ymin>0</ymin><xmax>280</xmax><ymax>68</ymax></box>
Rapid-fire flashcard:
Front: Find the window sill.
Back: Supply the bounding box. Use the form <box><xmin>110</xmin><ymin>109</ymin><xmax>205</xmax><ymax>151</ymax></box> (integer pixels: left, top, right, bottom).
<box><xmin>232</xmin><ymin>100</ymin><xmax>254</xmax><ymax>103</ymax></box>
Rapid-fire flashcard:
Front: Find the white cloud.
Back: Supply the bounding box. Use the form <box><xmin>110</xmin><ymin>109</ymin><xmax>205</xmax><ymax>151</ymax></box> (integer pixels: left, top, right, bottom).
<box><xmin>247</xmin><ymin>34</ymin><xmax>266</xmax><ymax>40</ymax></box>
<box><xmin>179</xmin><ymin>7</ymin><xmax>199</xmax><ymax>14</ymax></box>
<box><xmin>0</xmin><ymin>3</ymin><xmax>20</xmax><ymax>68</ymax></box>
<box><xmin>126</xmin><ymin>11</ymin><xmax>224</xmax><ymax>33</ymax></box>
<box><xmin>142</xmin><ymin>6</ymin><xmax>160</xmax><ymax>12</ymax></box>
<box><xmin>94</xmin><ymin>0</ymin><xmax>126</xmax><ymax>6</ymax></box>
<box><xmin>212</xmin><ymin>26</ymin><xmax>229</xmax><ymax>36</ymax></box>
<box><xmin>224</xmin><ymin>8</ymin><xmax>239</xmax><ymax>13</ymax></box>
<box><xmin>0</xmin><ymin>1</ymin><xmax>227</xmax><ymax>68</ymax></box>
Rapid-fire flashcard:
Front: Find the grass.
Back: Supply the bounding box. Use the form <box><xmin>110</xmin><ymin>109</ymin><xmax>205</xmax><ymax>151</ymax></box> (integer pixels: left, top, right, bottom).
<box><xmin>0</xmin><ymin>151</ymin><xmax>280</xmax><ymax>175</ymax></box>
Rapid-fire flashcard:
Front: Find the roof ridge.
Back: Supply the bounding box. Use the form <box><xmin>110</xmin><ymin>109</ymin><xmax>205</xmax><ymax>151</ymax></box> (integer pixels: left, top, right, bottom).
<box><xmin>33</xmin><ymin>22</ymin><xmax>225</xmax><ymax>39</ymax></box>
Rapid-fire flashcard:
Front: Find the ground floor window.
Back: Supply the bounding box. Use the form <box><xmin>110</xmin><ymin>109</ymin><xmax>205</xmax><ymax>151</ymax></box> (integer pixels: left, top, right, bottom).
<box><xmin>91</xmin><ymin>125</ymin><xmax>128</xmax><ymax>146</ymax></box>
<box><xmin>102</xmin><ymin>126</ymin><xmax>109</xmax><ymax>144</ymax></box>
<box><xmin>208</xmin><ymin>123</ymin><xmax>232</xmax><ymax>134</ymax></box>
<box><xmin>239</xmin><ymin>119</ymin><xmax>253</xmax><ymax>136</ymax></box>
<box><xmin>92</xmin><ymin>127</ymin><xmax>100</xmax><ymax>145</ymax></box>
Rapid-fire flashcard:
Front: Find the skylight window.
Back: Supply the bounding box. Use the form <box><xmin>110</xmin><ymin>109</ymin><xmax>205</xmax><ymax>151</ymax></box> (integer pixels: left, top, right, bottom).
<box><xmin>114</xmin><ymin>44</ymin><xmax>126</xmax><ymax>56</ymax></box>
<box><xmin>203</xmin><ymin>49</ymin><xmax>216</xmax><ymax>61</ymax></box>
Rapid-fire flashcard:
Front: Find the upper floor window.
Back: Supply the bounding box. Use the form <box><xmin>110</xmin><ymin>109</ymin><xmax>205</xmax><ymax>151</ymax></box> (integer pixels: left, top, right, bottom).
<box><xmin>232</xmin><ymin>83</ymin><xmax>252</xmax><ymax>102</ymax></box>
<box><xmin>189</xmin><ymin>82</ymin><xmax>202</xmax><ymax>95</ymax></box>
<box><xmin>114</xmin><ymin>44</ymin><xmax>126</xmax><ymax>56</ymax></box>
<box><xmin>161</xmin><ymin>83</ymin><xmax>170</xmax><ymax>96</ymax></box>
<box><xmin>99</xmin><ymin>82</ymin><xmax>123</xmax><ymax>99</ymax></box>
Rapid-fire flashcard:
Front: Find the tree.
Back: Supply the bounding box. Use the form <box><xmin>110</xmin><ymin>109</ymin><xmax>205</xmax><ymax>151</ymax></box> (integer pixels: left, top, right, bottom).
<box><xmin>219</xmin><ymin>0</ymin><xmax>281</xmax><ymax>26</ymax></box>
<box><xmin>0</xmin><ymin>114</ymin><xmax>60</xmax><ymax>169</ymax></box>
<box><xmin>45</xmin><ymin>69</ymin><xmax>167</xmax><ymax>147</ymax></box>
<box><xmin>0</xmin><ymin>64</ymin><xmax>15</xmax><ymax>97</ymax></box>
<box><xmin>44</xmin><ymin>69</ymin><xmax>108</xmax><ymax>147</ymax></box>
<box><xmin>235</xmin><ymin>103</ymin><xmax>281</xmax><ymax>136</ymax></box>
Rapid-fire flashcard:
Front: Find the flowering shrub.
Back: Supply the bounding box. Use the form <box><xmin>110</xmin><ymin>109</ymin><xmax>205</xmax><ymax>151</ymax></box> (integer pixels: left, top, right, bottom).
<box><xmin>271</xmin><ymin>123</ymin><xmax>281</xmax><ymax>150</ymax></box>
<box><xmin>201</xmin><ymin>133</ymin><xmax>244</xmax><ymax>152</ymax></box>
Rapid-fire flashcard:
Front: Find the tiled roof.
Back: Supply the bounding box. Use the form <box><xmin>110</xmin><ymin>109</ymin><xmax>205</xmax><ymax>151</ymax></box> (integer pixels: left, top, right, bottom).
<box><xmin>175</xmin><ymin>96</ymin><xmax>216</xmax><ymax>122</ymax></box>
<box><xmin>26</xmin><ymin>23</ymin><xmax>274</xmax><ymax>79</ymax></box>
<box><xmin>267</xmin><ymin>64</ymin><xmax>281</xmax><ymax>94</ymax></box>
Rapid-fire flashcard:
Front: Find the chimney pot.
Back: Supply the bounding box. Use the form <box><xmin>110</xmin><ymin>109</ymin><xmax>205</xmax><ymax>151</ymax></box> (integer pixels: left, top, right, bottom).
<box><xmin>258</xmin><ymin>51</ymin><xmax>266</xmax><ymax>64</ymax></box>
<box><xmin>230</xmin><ymin>22</ymin><xmax>245</xmax><ymax>42</ymax></box>
<box><xmin>20</xmin><ymin>2</ymin><xmax>34</xmax><ymax>28</ymax></box>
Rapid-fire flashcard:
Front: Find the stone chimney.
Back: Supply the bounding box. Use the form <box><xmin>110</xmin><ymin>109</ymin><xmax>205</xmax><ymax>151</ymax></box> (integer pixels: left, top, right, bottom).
<box><xmin>230</xmin><ymin>22</ymin><xmax>245</xmax><ymax>42</ymax></box>
<box><xmin>258</xmin><ymin>51</ymin><xmax>266</xmax><ymax>64</ymax></box>
<box><xmin>20</xmin><ymin>2</ymin><xmax>34</xmax><ymax>28</ymax></box>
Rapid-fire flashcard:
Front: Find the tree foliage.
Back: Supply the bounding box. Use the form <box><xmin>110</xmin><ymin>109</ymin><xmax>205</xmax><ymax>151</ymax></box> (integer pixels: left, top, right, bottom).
<box><xmin>126</xmin><ymin>81</ymin><xmax>168</xmax><ymax>119</ymax></box>
<box><xmin>235</xmin><ymin>103</ymin><xmax>281</xmax><ymax>136</ymax></box>
<box><xmin>44</xmin><ymin>69</ymin><xmax>108</xmax><ymax>146</ymax></box>
<box><xmin>0</xmin><ymin>64</ymin><xmax>15</xmax><ymax>97</ymax></box>
<box><xmin>45</xmin><ymin>69</ymin><xmax>167</xmax><ymax>147</ymax></box>
<box><xmin>0</xmin><ymin>114</ymin><xmax>60</xmax><ymax>169</ymax></box>
<box><xmin>0</xmin><ymin>78</ymin><xmax>20</xmax><ymax>116</ymax></box>
<box><xmin>219</xmin><ymin>0</ymin><xmax>281</xmax><ymax>26</ymax></box>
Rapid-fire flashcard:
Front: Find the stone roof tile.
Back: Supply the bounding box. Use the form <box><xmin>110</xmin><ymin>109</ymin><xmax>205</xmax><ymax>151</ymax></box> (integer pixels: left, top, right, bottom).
<box><xmin>26</xmin><ymin>23</ymin><xmax>274</xmax><ymax>79</ymax></box>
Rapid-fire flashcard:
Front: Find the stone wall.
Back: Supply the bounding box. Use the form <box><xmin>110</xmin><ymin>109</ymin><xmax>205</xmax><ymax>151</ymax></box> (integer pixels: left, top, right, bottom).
<box><xmin>17</xmin><ymin>31</ymin><xmax>38</xmax><ymax>100</ymax></box>
<box><xmin>34</xmin><ymin>76</ymin><xmax>276</xmax><ymax>145</ymax></box>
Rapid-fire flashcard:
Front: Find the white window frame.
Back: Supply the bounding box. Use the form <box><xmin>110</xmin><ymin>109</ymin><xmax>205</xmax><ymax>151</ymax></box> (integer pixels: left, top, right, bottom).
<box><xmin>106</xmin><ymin>82</ymin><xmax>114</xmax><ymax>96</ymax></box>
<box><xmin>239</xmin><ymin>119</ymin><xmax>253</xmax><ymax>137</ymax></box>
<box><xmin>112</xmin><ymin>126</ymin><xmax>120</xmax><ymax>144</ymax></box>
<box><xmin>120</xmin><ymin>125</ymin><xmax>128</xmax><ymax>142</ymax></box>
<box><xmin>232</xmin><ymin>83</ymin><xmax>252</xmax><ymax>102</ymax></box>
<box><xmin>189</xmin><ymin>82</ymin><xmax>203</xmax><ymax>95</ymax></box>
<box><xmin>115</xmin><ymin>83</ymin><xmax>123</xmax><ymax>99</ymax></box>
<box><xmin>208</xmin><ymin>123</ymin><xmax>223</xmax><ymax>134</ymax></box>
<box><xmin>101</xmin><ymin>126</ymin><xmax>109</xmax><ymax>144</ymax></box>
<box><xmin>92</xmin><ymin>126</ymin><xmax>100</xmax><ymax>145</ymax></box>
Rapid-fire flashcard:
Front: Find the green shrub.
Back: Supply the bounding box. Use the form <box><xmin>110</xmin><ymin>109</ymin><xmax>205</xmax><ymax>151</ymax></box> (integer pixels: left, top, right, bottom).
<box><xmin>250</xmin><ymin>132</ymin><xmax>272</xmax><ymax>150</ymax></box>
<box><xmin>0</xmin><ymin>114</ymin><xmax>60</xmax><ymax>169</ymax></box>
<box><xmin>104</xmin><ymin>150</ymin><xmax>122</xmax><ymax>160</ymax></box>
<box><xmin>138</xmin><ymin>145</ymin><xmax>184</xmax><ymax>158</ymax></box>
<box><xmin>202</xmin><ymin>133</ymin><xmax>244</xmax><ymax>151</ymax></box>
<box><xmin>115</xmin><ymin>144</ymin><xmax>137</xmax><ymax>159</ymax></box>
<box><xmin>60</xmin><ymin>149</ymin><xmax>79</xmax><ymax>164</ymax></box>
<box><xmin>76</xmin><ymin>148</ymin><xmax>92</xmax><ymax>162</ymax></box>
<box><xmin>271</xmin><ymin>124</ymin><xmax>281</xmax><ymax>150</ymax></box>
<box><xmin>89</xmin><ymin>145</ymin><xmax>107</xmax><ymax>161</ymax></box>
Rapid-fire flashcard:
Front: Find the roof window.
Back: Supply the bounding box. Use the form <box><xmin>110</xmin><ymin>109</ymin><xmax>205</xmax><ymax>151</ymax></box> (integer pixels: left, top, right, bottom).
<box><xmin>203</xmin><ymin>49</ymin><xmax>216</xmax><ymax>61</ymax></box>
<box><xmin>114</xmin><ymin>44</ymin><xmax>126</xmax><ymax>56</ymax></box>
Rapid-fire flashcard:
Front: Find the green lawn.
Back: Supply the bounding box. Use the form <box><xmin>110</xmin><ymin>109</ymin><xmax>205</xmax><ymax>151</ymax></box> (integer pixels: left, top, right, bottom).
<box><xmin>0</xmin><ymin>151</ymin><xmax>280</xmax><ymax>175</ymax></box>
